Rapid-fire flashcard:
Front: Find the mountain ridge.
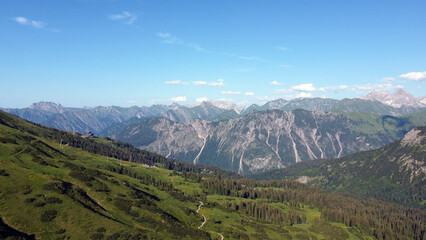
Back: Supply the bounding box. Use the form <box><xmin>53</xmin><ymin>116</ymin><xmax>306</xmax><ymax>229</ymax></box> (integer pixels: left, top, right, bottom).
<box><xmin>0</xmin><ymin>110</ymin><xmax>425</xmax><ymax>239</ymax></box>
<box><xmin>251</xmin><ymin>125</ymin><xmax>426</xmax><ymax>209</ymax></box>
<box><xmin>110</xmin><ymin>109</ymin><xmax>426</xmax><ymax>174</ymax></box>
<box><xmin>3</xmin><ymin>90</ymin><xmax>425</xmax><ymax>136</ymax></box>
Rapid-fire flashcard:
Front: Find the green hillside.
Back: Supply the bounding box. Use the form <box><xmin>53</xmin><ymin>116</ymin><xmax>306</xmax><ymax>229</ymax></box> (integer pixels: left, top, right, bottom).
<box><xmin>0</xmin><ymin>111</ymin><xmax>425</xmax><ymax>239</ymax></box>
<box><xmin>251</xmin><ymin>125</ymin><xmax>426</xmax><ymax>210</ymax></box>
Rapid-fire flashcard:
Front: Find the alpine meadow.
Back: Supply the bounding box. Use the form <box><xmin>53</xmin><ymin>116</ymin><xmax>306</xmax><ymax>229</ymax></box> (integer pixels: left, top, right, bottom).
<box><xmin>1</xmin><ymin>1</ymin><xmax>426</xmax><ymax>240</ymax></box>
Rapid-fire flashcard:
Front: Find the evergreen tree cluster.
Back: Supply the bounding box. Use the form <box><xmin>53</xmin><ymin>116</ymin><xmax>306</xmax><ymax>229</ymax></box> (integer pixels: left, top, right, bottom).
<box><xmin>202</xmin><ymin>177</ymin><xmax>425</xmax><ymax>240</ymax></box>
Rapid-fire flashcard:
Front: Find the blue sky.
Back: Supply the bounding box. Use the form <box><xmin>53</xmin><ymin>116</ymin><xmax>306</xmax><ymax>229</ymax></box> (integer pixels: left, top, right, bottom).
<box><xmin>1</xmin><ymin>0</ymin><xmax>425</xmax><ymax>108</ymax></box>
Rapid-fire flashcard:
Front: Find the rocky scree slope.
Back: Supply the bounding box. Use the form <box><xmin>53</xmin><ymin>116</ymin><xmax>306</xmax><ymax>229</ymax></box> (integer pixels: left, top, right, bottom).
<box><xmin>251</xmin><ymin>126</ymin><xmax>426</xmax><ymax>209</ymax></box>
<box><xmin>111</xmin><ymin>109</ymin><xmax>426</xmax><ymax>174</ymax></box>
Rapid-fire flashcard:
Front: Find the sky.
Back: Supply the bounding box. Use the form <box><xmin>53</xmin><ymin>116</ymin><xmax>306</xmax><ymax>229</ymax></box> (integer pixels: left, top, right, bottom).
<box><xmin>1</xmin><ymin>0</ymin><xmax>425</xmax><ymax>108</ymax></box>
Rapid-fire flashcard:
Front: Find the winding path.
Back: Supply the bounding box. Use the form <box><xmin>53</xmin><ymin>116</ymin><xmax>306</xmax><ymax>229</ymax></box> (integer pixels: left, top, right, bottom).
<box><xmin>196</xmin><ymin>201</ymin><xmax>224</xmax><ymax>240</ymax></box>
<box><xmin>196</xmin><ymin>201</ymin><xmax>206</xmax><ymax>229</ymax></box>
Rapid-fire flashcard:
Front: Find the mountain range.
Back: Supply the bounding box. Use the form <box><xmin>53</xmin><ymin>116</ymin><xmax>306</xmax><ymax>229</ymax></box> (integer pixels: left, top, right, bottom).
<box><xmin>0</xmin><ymin>110</ymin><xmax>424</xmax><ymax>239</ymax></box>
<box><xmin>109</xmin><ymin>109</ymin><xmax>426</xmax><ymax>174</ymax></box>
<box><xmin>2</xmin><ymin>89</ymin><xmax>425</xmax><ymax>136</ymax></box>
<box><xmin>1</xmin><ymin>101</ymin><xmax>239</xmax><ymax>134</ymax></box>
<box><xmin>251</xmin><ymin>126</ymin><xmax>426</xmax><ymax>210</ymax></box>
<box><xmin>2</xmin><ymin>89</ymin><xmax>426</xmax><ymax>175</ymax></box>
<box><xmin>358</xmin><ymin>88</ymin><xmax>426</xmax><ymax>108</ymax></box>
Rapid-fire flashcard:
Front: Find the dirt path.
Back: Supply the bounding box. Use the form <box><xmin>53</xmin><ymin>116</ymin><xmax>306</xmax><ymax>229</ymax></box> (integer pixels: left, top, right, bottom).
<box><xmin>196</xmin><ymin>201</ymin><xmax>224</xmax><ymax>240</ymax></box>
<box><xmin>196</xmin><ymin>201</ymin><xmax>206</xmax><ymax>229</ymax></box>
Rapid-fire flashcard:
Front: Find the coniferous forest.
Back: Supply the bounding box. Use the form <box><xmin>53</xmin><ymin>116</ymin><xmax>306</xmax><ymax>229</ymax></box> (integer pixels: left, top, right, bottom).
<box><xmin>0</xmin><ymin>110</ymin><xmax>425</xmax><ymax>239</ymax></box>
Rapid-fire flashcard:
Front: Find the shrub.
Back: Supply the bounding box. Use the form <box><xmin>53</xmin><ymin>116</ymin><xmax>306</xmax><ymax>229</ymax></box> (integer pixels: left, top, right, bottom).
<box><xmin>20</xmin><ymin>185</ymin><xmax>32</xmax><ymax>195</ymax></box>
<box><xmin>0</xmin><ymin>169</ymin><xmax>9</xmax><ymax>176</ymax></box>
<box><xmin>113</xmin><ymin>198</ymin><xmax>133</xmax><ymax>214</ymax></box>
<box><xmin>41</xmin><ymin>209</ymin><xmax>57</xmax><ymax>222</ymax></box>
<box><xmin>46</xmin><ymin>197</ymin><xmax>63</xmax><ymax>204</ymax></box>
<box><xmin>24</xmin><ymin>198</ymin><xmax>36</xmax><ymax>204</ymax></box>
<box><xmin>34</xmin><ymin>201</ymin><xmax>46</xmax><ymax>207</ymax></box>
<box><xmin>106</xmin><ymin>233</ymin><xmax>120</xmax><ymax>240</ymax></box>
<box><xmin>90</xmin><ymin>233</ymin><xmax>104</xmax><ymax>240</ymax></box>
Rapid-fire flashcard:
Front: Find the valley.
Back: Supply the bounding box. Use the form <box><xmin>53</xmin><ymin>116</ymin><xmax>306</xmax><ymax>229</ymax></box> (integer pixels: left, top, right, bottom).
<box><xmin>0</xmin><ymin>110</ymin><xmax>425</xmax><ymax>239</ymax></box>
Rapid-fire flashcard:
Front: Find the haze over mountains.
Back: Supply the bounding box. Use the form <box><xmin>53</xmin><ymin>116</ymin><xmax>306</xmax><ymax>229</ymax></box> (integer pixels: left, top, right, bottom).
<box><xmin>2</xmin><ymin>89</ymin><xmax>426</xmax><ymax>174</ymax></box>
<box><xmin>2</xmin><ymin>89</ymin><xmax>425</xmax><ymax>133</ymax></box>
<box><xmin>110</xmin><ymin>109</ymin><xmax>426</xmax><ymax>174</ymax></box>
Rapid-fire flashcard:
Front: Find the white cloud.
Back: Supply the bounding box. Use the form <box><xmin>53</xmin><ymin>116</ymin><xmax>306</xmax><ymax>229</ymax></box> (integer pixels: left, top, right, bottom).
<box><xmin>209</xmin><ymin>80</ymin><xmax>225</xmax><ymax>87</ymax></box>
<box><xmin>295</xmin><ymin>92</ymin><xmax>312</xmax><ymax>98</ymax></box>
<box><xmin>276</xmin><ymin>83</ymin><xmax>350</xmax><ymax>94</ymax></box>
<box><xmin>381</xmin><ymin>77</ymin><xmax>395</xmax><ymax>83</ymax></box>
<box><xmin>187</xmin><ymin>43</ymin><xmax>205</xmax><ymax>51</ymax></box>
<box><xmin>399</xmin><ymin>71</ymin><xmax>426</xmax><ymax>81</ymax></box>
<box><xmin>15</xmin><ymin>17</ymin><xmax>27</xmax><ymax>24</ymax></box>
<box><xmin>171</xmin><ymin>96</ymin><xmax>187</xmax><ymax>102</ymax></box>
<box><xmin>216</xmin><ymin>97</ymin><xmax>234</xmax><ymax>102</ymax></box>
<box><xmin>164</xmin><ymin>80</ymin><xmax>188</xmax><ymax>85</ymax></box>
<box><xmin>192</xmin><ymin>81</ymin><xmax>207</xmax><ymax>86</ymax></box>
<box><xmin>222</xmin><ymin>91</ymin><xmax>242</xmax><ymax>95</ymax></box>
<box><xmin>196</xmin><ymin>97</ymin><xmax>209</xmax><ymax>102</ymax></box>
<box><xmin>157</xmin><ymin>32</ymin><xmax>183</xmax><ymax>44</ymax></box>
<box><xmin>270</xmin><ymin>81</ymin><xmax>283</xmax><ymax>86</ymax></box>
<box><xmin>291</xmin><ymin>83</ymin><xmax>316</xmax><ymax>92</ymax></box>
<box><xmin>220</xmin><ymin>91</ymin><xmax>254</xmax><ymax>96</ymax></box>
<box><xmin>31</xmin><ymin>20</ymin><xmax>44</xmax><ymax>28</ymax></box>
<box><xmin>324</xmin><ymin>85</ymin><xmax>349</xmax><ymax>91</ymax></box>
<box><xmin>109</xmin><ymin>11</ymin><xmax>137</xmax><ymax>25</ymax></box>
<box><xmin>193</xmin><ymin>79</ymin><xmax>225</xmax><ymax>87</ymax></box>
<box><xmin>157</xmin><ymin>32</ymin><xmax>206</xmax><ymax>52</ymax></box>
<box><xmin>351</xmin><ymin>83</ymin><xmax>393</xmax><ymax>91</ymax></box>
<box><xmin>14</xmin><ymin>16</ymin><xmax>46</xmax><ymax>29</ymax></box>
<box><xmin>165</xmin><ymin>80</ymin><xmax>181</xmax><ymax>85</ymax></box>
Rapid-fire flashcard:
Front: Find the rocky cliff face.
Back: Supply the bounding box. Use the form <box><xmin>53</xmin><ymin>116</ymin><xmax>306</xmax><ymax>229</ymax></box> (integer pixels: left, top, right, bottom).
<box><xmin>3</xmin><ymin>91</ymin><xmax>425</xmax><ymax>135</ymax></box>
<box><xmin>251</xmin><ymin>125</ymin><xmax>426</xmax><ymax>209</ymax></box>
<box><xmin>2</xmin><ymin>101</ymin><xmax>236</xmax><ymax>134</ymax></box>
<box><xmin>359</xmin><ymin>88</ymin><xmax>426</xmax><ymax>108</ymax></box>
<box><xmin>112</xmin><ymin>109</ymin><xmax>424</xmax><ymax>174</ymax></box>
<box><xmin>242</xmin><ymin>96</ymin><xmax>424</xmax><ymax>116</ymax></box>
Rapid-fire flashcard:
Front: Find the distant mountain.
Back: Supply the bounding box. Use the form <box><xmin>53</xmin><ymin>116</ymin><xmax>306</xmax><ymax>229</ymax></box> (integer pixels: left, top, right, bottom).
<box><xmin>242</xmin><ymin>96</ymin><xmax>425</xmax><ymax>116</ymax></box>
<box><xmin>3</xmin><ymin>90</ymin><xmax>425</xmax><ymax>135</ymax></box>
<box><xmin>358</xmin><ymin>88</ymin><xmax>426</xmax><ymax>108</ymax></box>
<box><xmin>251</xmin><ymin>126</ymin><xmax>426</xmax><ymax>210</ymax></box>
<box><xmin>2</xmin><ymin>101</ymin><xmax>237</xmax><ymax>134</ymax></box>
<box><xmin>198</xmin><ymin>100</ymin><xmax>246</xmax><ymax>114</ymax></box>
<box><xmin>110</xmin><ymin>109</ymin><xmax>426</xmax><ymax>174</ymax></box>
<box><xmin>1</xmin><ymin>110</ymin><xmax>423</xmax><ymax>240</ymax></box>
<box><xmin>165</xmin><ymin>101</ymin><xmax>238</xmax><ymax>122</ymax></box>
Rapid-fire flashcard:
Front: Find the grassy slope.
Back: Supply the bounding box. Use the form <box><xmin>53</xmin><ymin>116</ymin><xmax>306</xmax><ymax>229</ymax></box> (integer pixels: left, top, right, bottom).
<box><xmin>251</xmin><ymin>126</ymin><xmax>426</xmax><ymax>210</ymax></box>
<box><xmin>0</xmin><ymin>112</ymin><xmax>376</xmax><ymax>239</ymax></box>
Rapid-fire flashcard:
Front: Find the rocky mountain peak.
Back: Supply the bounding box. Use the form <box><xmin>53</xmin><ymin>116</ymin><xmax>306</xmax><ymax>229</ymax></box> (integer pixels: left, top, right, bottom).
<box><xmin>265</xmin><ymin>98</ymin><xmax>289</xmax><ymax>109</ymax></box>
<box><xmin>401</xmin><ymin>127</ymin><xmax>425</xmax><ymax>146</ymax></box>
<box><xmin>359</xmin><ymin>89</ymin><xmax>425</xmax><ymax>108</ymax></box>
<box><xmin>27</xmin><ymin>101</ymin><xmax>65</xmax><ymax>114</ymax></box>
<box><xmin>200</xmin><ymin>100</ymin><xmax>246</xmax><ymax>114</ymax></box>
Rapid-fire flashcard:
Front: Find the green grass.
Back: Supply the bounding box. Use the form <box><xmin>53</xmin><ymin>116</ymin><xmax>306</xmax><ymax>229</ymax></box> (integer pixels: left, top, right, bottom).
<box><xmin>0</xmin><ymin>111</ymin><xmax>382</xmax><ymax>239</ymax></box>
